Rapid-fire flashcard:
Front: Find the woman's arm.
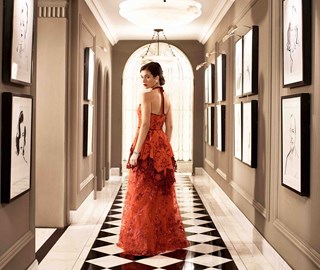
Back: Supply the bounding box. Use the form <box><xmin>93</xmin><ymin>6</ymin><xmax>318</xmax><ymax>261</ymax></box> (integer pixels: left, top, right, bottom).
<box><xmin>165</xmin><ymin>103</ymin><xmax>173</xmax><ymax>141</ymax></box>
<box><xmin>130</xmin><ymin>93</ymin><xmax>151</xmax><ymax>165</ymax></box>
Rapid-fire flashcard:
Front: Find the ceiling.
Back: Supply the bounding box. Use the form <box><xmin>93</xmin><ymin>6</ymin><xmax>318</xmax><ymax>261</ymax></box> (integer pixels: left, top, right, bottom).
<box><xmin>84</xmin><ymin>0</ymin><xmax>235</xmax><ymax>45</ymax></box>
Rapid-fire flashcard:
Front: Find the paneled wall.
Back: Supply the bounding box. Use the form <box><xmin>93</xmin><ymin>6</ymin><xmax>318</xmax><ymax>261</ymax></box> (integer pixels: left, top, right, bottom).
<box><xmin>203</xmin><ymin>0</ymin><xmax>320</xmax><ymax>269</ymax></box>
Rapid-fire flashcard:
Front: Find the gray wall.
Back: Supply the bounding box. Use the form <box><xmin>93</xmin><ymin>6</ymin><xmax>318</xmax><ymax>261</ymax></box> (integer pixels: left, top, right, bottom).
<box><xmin>203</xmin><ymin>0</ymin><xmax>320</xmax><ymax>269</ymax></box>
<box><xmin>0</xmin><ymin>0</ymin><xmax>37</xmax><ymax>269</ymax></box>
<box><xmin>111</xmin><ymin>40</ymin><xmax>204</xmax><ymax>171</ymax></box>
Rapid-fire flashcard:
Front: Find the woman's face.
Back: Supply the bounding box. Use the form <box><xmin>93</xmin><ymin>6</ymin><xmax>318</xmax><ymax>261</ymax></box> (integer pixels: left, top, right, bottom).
<box><xmin>140</xmin><ymin>69</ymin><xmax>158</xmax><ymax>89</ymax></box>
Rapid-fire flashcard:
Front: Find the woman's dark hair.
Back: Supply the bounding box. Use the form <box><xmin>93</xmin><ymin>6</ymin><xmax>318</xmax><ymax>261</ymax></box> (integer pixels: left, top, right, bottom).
<box><xmin>140</xmin><ymin>62</ymin><xmax>165</xmax><ymax>85</ymax></box>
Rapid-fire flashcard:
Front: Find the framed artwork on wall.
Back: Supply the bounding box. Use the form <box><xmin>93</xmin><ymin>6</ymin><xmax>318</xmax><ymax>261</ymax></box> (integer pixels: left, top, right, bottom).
<box><xmin>204</xmin><ymin>107</ymin><xmax>208</xmax><ymax>143</ymax></box>
<box><xmin>84</xmin><ymin>47</ymin><xmax>95</xmax><ymax>101</ymax></box>
<box><xmin>242</xmin><ymin>100</ymin><xmax>258</xmax><ymax>168</ymax></box>
<box><xmin>2</xmin><ymin>0</ymin><xmax>35</xmax><ymax>85</ymax></box>
<box><xmin>282</xmin><ymin>0</ymin><xmax>311</xmax><ymax>88</ymax></box>
<box><xmin>281</xmin><ymin>94</ymin><xmax>310</xmax><ymax>196</ymax></box>
<box><xmin>216</xmin><ymin>54</ymin><xmax>226</xmax><ymax>102</ymax></box>
<box><xmin>1</xmin><ymin>93</ymin><xmax>33</xmax><ymax>203</ymax></box>
<box><xmin>208</xmin><ymin>106</ymin><xmax>214</xmax><ymax>146</ymax></box>
<box><xmin>216</xmin><ymin>105</ymin><xmax>225</xmax><ymax>151</ymax></box>
<box><xmin>234</xmin><ymin>102</ymin><xmax>242</xmax><ymax>160</ymax></box>
<box><xmin>205</xmin><ymin>64</ymin><xmax>215</xmax><ymax>103</ymax></box>
<box><xmin>235</xmin><ymin>37</ymin><xmax>243</xmax><ymax>97</ymax></box>
<box><xmin>243</xmin><ymin>26</ymin><xmax>259</xmax><ymax>96</ymax></box>
<box><xmin>83</xmin><ymin>104</ymin><xmax>94</xmax><ymax>156</ymax></box>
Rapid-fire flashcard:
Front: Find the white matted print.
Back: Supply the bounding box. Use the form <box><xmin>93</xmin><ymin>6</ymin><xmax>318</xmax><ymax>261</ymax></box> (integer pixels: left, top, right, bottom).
<box><xmin>217</xmin><ymin>105</ymin><xmax>225</xmax><ymax>151</ymax></box>
<box><xmin>216</xmin><ymin>54</ymin><xmax>226</xmax><ymax>102</ymax></box>
<box><xmin>234</xmin><ymin>103</ymin><xmax>242</xmax><ymax>160</ymax></box>
<box><xmin>235</xmin><ymin>38</ymin><xmax>243</xmax><ymax>97</ymax></box>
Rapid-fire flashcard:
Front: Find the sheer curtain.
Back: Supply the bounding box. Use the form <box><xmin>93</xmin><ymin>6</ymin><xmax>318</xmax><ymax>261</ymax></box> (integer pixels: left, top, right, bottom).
<box><xmin>122</xmin><ymin>43</ymin><xmax>194</xmax><ymax>168</ymax></box>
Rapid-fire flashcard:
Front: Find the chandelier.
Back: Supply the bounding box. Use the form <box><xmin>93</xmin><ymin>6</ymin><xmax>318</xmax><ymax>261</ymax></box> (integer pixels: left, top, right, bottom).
<box><xmin>141</xmin><ymin>29</ymin><xmax>176</xmax><ymax>63</ymax></box>
<box><xmin>119</xmin><ymin>0</ymin><xmax>202</xmax><ymax>29</ymax></box>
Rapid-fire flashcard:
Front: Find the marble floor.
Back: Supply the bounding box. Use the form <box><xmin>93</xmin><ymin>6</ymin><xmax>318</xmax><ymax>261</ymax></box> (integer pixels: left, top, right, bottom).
<box><xmin>36</xmin><ymin>170</ymin><xmax>292</xmax><ymax>270</ymax></box>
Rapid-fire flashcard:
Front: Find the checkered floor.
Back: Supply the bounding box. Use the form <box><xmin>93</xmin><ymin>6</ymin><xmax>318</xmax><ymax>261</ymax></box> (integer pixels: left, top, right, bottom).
<box><xmin>81</xmin><ymin>175</ymin><xmax>238</xmax><ymax>270</ymax></box>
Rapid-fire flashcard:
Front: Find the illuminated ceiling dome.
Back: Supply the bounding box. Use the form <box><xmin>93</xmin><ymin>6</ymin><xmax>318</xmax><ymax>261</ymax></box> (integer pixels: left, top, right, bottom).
<box><xmin>119</xmin><ymin>0</ymin><xmax>202</xmax><ymax>29</ymax></box>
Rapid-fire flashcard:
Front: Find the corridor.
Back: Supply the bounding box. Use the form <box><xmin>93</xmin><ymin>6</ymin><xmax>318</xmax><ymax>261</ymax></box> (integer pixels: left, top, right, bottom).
<box><xmin>36</xmin><ymin>172</ymin><xmax>291</xmax><ymax>270</ymax></box>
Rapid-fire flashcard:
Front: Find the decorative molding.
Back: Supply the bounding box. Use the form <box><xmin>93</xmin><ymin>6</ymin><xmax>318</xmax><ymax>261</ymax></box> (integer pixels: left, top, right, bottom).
<box><xmin>274</xmin><ymin>219</ymin><xmax>320</xmax><ymax>268</ymax></box>
<box><xmin>230</xmin><ymin>180</ymin><xmax>267</xmax><ymax>218</ymax></box>
<box><xmin>204</xmin><ymin>158</ymin><xmax>215</xmax><ymax>170</ymax></box>
<box><xmin>80</xmin><ymin>173</ymin><xmax>94</xmax><ymax>191</ymax></box>
<box><xmin>0</xmin><ymin>231</ymin><xmax>34</xmax><ymax>269</ymax></box>
<box><xmin>199</xmin><ymin>0</ymin><xmax>235</xmax><ymax>44</ymax></box>
<box><xmin>38</xmin><ymin>0</ymin><xmax>68</xmax><ymax>18</ymax></box>
<box><xmin>216</xmin><ymin>168</ymin><xmax>227</xmax><ymax>181</ymax></box>
<box><xmin>84</xmin><ymin>0</ymin><xmax>117</xmax><ymax>45</ymax></box>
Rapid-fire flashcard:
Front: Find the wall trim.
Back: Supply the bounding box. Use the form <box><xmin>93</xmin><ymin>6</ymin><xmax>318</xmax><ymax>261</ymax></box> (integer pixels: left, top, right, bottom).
<box><xmin>80</xmin><ymin>173</ymin><xmax>94</xmax><ymax>191</ymax></box>
<box><xmin>273</xmin><ymin>219</ymin><xmax>320</xmax><ymax>268</ymax></box>
<box><xmin>230</xmin><ymin>180</ymin><xmax>266</xmax><ymax>217</ymax></box>
<box><xmin>0</xmin><ymin>231</ymin><xmax>34</xmax><ymax>269</ymax></box>
<box><xmin>204</xmin><ymin>158</ymin><xmax>215</xmax><ymax>169</ymax></box>
<box><xmin>38</xmin><ymin>0</ymin><xmax>68</xmax><ymax>18</ymax></box>
<box><xmin>216</xmin><ymin>168</ymin><xmax>227</xmax><ymax>181</ymax></box>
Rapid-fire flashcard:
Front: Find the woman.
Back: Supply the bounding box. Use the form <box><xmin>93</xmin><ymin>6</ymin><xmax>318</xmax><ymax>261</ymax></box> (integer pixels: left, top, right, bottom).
<box><xmin>117</xmin><ymin>62</ymin><xmax>189</xmax><ymax>256</ymax></box>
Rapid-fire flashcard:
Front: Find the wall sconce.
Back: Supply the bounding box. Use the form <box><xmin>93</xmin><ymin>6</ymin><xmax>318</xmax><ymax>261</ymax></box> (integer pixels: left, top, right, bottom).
<box><xmin>196</xmin><ymin>62</ymin><xmax>207</xmax><ymax>70</ymax></box>
<box><xmin>196</xmin><ymin>51</ymin><xmax>217</xmax><ymax>70</ymax></box>
<box><xmin>222</xmin><ymin>24</ymin><xmax>251</xmax><ymax>42</ymax></box>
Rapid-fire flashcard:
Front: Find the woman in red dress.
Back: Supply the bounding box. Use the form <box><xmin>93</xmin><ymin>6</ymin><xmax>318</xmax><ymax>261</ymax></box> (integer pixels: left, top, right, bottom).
<box><xmin>117</xmin><ymin>62</ymin><xmax>189</xmax><ymax>256</ymax></box>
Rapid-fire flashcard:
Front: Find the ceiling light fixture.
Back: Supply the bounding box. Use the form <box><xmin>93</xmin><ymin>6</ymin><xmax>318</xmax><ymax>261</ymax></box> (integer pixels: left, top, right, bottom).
<box><xmin>119</xmin><ymin>0</ymin><xmax>202</xmax><ymax>29</ymax></box>
<box><xmin>142</xmin><ymin>29</ymin><xmax>176</xmax><ymax>63</ymax></box>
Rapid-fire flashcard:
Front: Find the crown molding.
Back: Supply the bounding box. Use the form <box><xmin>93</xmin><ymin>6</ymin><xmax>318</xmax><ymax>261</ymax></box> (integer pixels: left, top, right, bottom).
<box><xmin>38</xmin><ymin>0</ymin><xmax>68</xmax><ymax>18</ymax></box>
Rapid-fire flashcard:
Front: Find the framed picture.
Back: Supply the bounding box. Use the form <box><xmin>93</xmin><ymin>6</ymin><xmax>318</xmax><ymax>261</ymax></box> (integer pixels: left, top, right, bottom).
<box><xmin>235</xmin><ymin>37</ymin><xmax>243</xmax><ymax>97</ymax></box>
<box><xmin>242</xmin><ymin>100</ymin><xmax>258</xmax><ymax>167</ymax></box>
<box><xmin>216</xmin><ymin>54</ymin><xmax>226</xmax><ymax>102</ymax></box>
<box><xmin>243</xmin><ymin>26</ymin><xmax>259</xmax><ymax>95</ymax></box>
<box><xmin>204</xmin><ymin>107</ymin><xmax>208</xmax><ymax>143</ymax></box>
<box><xmin>2</xmin><ymin>0</ymin><xmax>35</xmax><ymax>85</ymax></box>
<box><xmin>205</xmin><ymin>64</ymin><xmax>215</xmax><ymax>103</ymax></box>
<box><xmin>1</xmin><ymin>93</ymin><xmax>33</xmax><ymax>203</ymax></box>
<box><xmin>84</xmin><ymin>47</ymin><xmax>95</xmax><ymax>101</ymax></box>
<box><xmin>281</xmin><ymin>94</ymin><xmax>310</xmax><ymax>196</ymax></box>
<box><xmin>282</xmin><ymin>0</ymin><xmax>311</xmax><ymax>88</ymax></box>
<box><xmin>234</xmin><ymin>102</ymin><xmax>242</xmax><ymax>160</ymax></box>
<box><xmin>83</xmin><ymin>104</ymin><xmax>94</xmax><ymax>156</ymax></box>
<box><xmin>208</xmin><ymin>106</ymin><xmax>214</xmax><ymax>146</ymax></box>
<box><xmin>217</xmin><ymin>105</ymin><xmax>225</xmax><ymax>151</ymax></box>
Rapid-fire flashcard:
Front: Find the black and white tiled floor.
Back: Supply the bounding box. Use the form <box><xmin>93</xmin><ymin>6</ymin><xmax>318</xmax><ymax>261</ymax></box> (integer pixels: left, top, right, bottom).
<box><xmin>81</xmin><ymin>175</ymin><xmax>238</xmax><ymax>269</ymax></box>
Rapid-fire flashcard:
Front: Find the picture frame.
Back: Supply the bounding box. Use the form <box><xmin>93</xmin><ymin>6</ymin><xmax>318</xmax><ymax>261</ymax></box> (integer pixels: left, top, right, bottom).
<box><xmin>216</xmin><ymin>54</ymin><xmax>226</xmax><ymax>102</ymax></box>
<box><xmin>1</xmin><ymin>92</ymin><xmax>33</xmax><ymax>203</ymax></box>
<box><xmin>216</xmin><ymin>105</ymin><xmax>225</xmax><ymax>151</ymax></box>
<box><xmin>205</xmin><ymin>64</ymin><xmax>215</xmax><ymax>103</ymax></box>
<box><xmin>83</xmin><ymin>104</ymin><xmax>94</xmax><ymax>156</ymax></box>
<box><xmin>208</xmin><ymin>106</ymin><xmax>214</xmax><ymax>146</ymax></box>
<box><xmin>235</xmin><ymin>37</ymin><xmax>243</xmax><ymax>97</ymax></box>
<box><xmin>282</xmin><ymin>0</ymin><xmax>311</xmax><ymax>88</ymax></box>
<box><xmin>204</xmin><ymin>107</ymin><xmax>208</xmax><ymax>143</ymax></box>
<box><xmin>84</xmin><ymin>47</ymin><xmax>95</xmax><ymax>101</ymax></box>
<box><xmin>234</xmin><ymin>102</ymin><xmax>242</xmax><ymax>160</ymax></box>
<box><xmin>2</xmin><ymin>0</ymin><xmax>35</xmax><ymax>85</ymax></box>
<box><xmin>243</xmin><ymin>26</ymin><xmax>259</xmax><ymax>96</ymax></box>
<box><xmin>281</xmin><ymin>94</ymin><xmax>310</xmax><ymax>196</ymax></box>
<box><xmin>242</xmin><ymin>100</ymin><xmax>258</xmax><ymax>167</ymax></box>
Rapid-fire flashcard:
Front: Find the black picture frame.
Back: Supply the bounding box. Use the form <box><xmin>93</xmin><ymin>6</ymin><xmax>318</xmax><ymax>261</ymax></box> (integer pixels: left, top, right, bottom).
<box><xmin>281</xmin><ymin>94</ymin><xmax>310</xmax><ymax>196</ymax></box>
<box><xmin>242</xmin><ymin>100</ymin><xmax>258</xmax><ymax>168</ymax></box>
<box><xmin>1</xmin><ymin>92</ymin><xmax>33</xmax><ymax>203</ymax></box>
<box><xmin>84</xmin><ymin>47</ymin><xmax>95</xmax><ymax>101</ymax></box>
<box><xmin>2</xmin><ymin>0</ymin><xmax>35</xmax><ymax>85</ymax></box>
<box><xmin>235</xmin><ymin>37</ymin><xmax>243</xmax><ymax>97</ymax></box>
<box><xmin>282</xmin><ymin>0</ymin><xmax>311</xmax><ymax>88</ymax></box>
<box><xmin>208</xmin><ymin>106</ymin><xmax>214</xmax><ymax>146</ymax></box>
<box><xmin>205</xmin><ymin>64</ymin><xmax>215</xmax><ymax>103</ymax></box>
<box><xmin>217</xmin><ymin>105</ymin><xmax>225</xmax><ymax>151</ymax></box>
<box><xmin>243</xmin><ymin>26</ymin><xmax>259</xmax><ymax>96</ymax></box>
<box><xmin>234</xmin><ymin>102</ymin><xmax>242</xmax><ymax>160</ymax></box>
<box><xmin>216</xmin><ymin>54</ymin><xmax>226</xmax><ymax>102</ymax></box>
<box><xmin>83</xmin><ymin>104</ymin><xmax>94</xmax><ymax>156</ymax></box>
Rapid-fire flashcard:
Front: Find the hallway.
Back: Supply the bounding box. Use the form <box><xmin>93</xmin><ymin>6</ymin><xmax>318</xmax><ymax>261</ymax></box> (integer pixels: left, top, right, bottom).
<box><xmin>36</xmin><ymin>172</ymin><xmax>291</xmax><ymax>270</ymax></box>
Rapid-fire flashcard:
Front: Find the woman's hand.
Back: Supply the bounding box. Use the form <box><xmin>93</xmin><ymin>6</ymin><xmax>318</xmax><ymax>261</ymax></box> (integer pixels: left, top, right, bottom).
<box><xmin>129</xmin><ymin>151</ymin><xmax>139</xmax><ymax>166</ymax></box>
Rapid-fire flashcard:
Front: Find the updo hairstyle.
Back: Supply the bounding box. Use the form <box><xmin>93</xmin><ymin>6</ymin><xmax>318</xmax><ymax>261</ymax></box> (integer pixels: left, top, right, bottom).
<box><xmin>140</xmin><ymin>62</ymin><xmax>165</xmax><ymax>85</ymax></box>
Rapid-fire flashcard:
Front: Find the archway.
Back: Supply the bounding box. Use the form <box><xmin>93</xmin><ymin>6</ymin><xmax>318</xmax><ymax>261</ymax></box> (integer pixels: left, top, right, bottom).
<box><xmin>122</xmin><ymin>43</ymin><xmax>194</xmax><ymax>172</ymax></box>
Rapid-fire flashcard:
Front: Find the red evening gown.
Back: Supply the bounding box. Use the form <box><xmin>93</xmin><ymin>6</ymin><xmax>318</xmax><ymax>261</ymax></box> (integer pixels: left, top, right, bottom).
<box><xmin>117</xmin><ymin>87</ymin><xmax>189</xmax><ymax>256</ymax></box>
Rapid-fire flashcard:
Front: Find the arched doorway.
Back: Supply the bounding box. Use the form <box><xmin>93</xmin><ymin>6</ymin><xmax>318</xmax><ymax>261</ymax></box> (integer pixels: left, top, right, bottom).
<box><xmin>122</xmin><ymin>43</ymin><xmax>194</xmax><ymax>173</ymax></box>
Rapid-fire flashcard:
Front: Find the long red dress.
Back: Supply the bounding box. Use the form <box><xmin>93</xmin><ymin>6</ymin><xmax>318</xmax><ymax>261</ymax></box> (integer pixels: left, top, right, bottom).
<box><xmin>117</xmin><ymin>87</ymin><xmax>189</xmax><ymax>256</ymax></box>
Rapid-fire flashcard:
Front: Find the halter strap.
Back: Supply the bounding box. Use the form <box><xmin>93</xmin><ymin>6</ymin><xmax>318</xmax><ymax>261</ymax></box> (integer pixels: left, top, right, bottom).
<box><xmin>152</xmin><ymin>86</ymin><xmax>165</xmax><ymax>115</ymax></box>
